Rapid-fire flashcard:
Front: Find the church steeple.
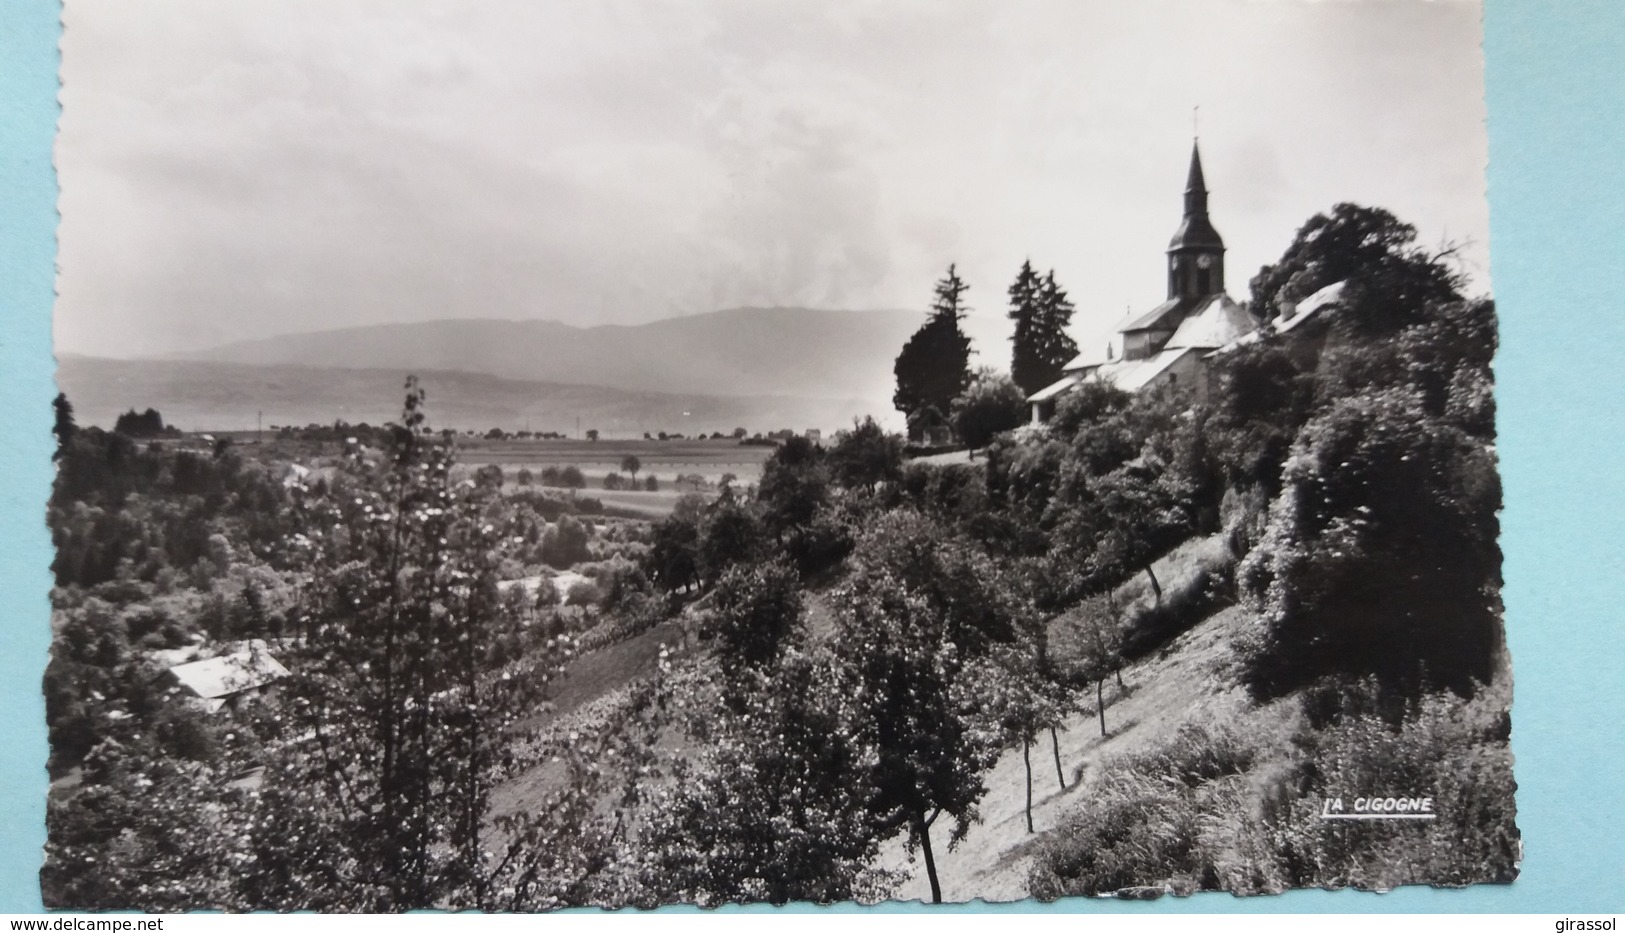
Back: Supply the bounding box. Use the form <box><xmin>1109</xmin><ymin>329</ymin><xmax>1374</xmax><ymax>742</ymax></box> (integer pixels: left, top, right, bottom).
<box><xmin>1167</xmin><ymin>140</ymin><xmax>1225</xmax><ymax>299</ymax></box>
<box><xmin>1183</xmin><ymin>142</ymin><xmax>1209</xmax><ymax>217</ymax></box>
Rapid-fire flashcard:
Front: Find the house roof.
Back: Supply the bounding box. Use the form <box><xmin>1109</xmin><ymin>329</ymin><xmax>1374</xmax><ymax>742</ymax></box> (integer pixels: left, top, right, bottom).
<box><xmin>166</xmin><ymin>640</ymin><xmax>288</xmax><ymax>703</ymax></box>
<box><xmin>1095</xmin><ymin>346</ymin><xmax>1203</xmax><ymax>392</ymax></box>
<box><xmin>1034</xmin><ymin>347</ymin><xmax>1202</xmax><ymax>404</ymax></box>
<box><xmin>1276</xmin><ymin>280</ymin><xmax>1348</xmax><ymax>334</ymax></box>
<box><xmin>1027</xmin><ymin>374</ymin><xmax>1080</xmax><ymax>403</ymax></box>
<box><xmin>1212</xmin><ymin>280</ymin><xmax>1348</xmax><ymax>355</ymax></box>
<box><xmin>1164</xmin><ymin>293</ymin><xmax>1257</xmax><ymax>350</ymax></box>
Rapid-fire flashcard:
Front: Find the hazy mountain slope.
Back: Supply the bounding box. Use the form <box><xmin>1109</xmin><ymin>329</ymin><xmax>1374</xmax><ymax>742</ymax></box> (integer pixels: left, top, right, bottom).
<box><xmin>167</xmin><ymin>307</ymin><xmax>933</xmax><ymax>401</ymax></box>
<box><xmin>55</xmin><ymin>357</ymin><xmax>889</xmax><ymax>436</ymax></box>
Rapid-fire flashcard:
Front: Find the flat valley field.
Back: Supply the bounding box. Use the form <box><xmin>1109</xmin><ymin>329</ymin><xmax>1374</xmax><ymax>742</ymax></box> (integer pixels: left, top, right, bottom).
<box><xmin>453</xmin><ymin>437</ymin><xmax>775</xmax><ymax>483</ymax></box>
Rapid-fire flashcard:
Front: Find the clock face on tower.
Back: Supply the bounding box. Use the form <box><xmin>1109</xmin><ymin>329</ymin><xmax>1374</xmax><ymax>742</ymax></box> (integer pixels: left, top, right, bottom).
<box><xmin>1197</xmin><ymin>254</ymin><xmax>1215</xmax><ymax>269</ymax></box>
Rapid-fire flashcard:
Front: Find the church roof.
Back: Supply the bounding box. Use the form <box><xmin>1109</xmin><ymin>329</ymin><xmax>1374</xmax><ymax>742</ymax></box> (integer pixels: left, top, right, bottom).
<box><xmin>1096</xmin><ymin>346</ymin><xmax>1203</xmax><ymax>392</ymax></box>
<box><xmin>1164</xmin><ymin>293</ymin><xmax>1257</xmax><ymax>349</ymax></box>
<box><xmin>1121</xmin><ymin>296</ymin><xmax>1200</xmax><ymax>333</ymax></box>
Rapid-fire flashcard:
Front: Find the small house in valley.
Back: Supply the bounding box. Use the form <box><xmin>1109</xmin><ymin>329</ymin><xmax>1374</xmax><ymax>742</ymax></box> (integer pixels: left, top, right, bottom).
<box><xmin>160</xmin><ymin>639</ymin><xmax>289</xmax><ymax>713</ymax></box>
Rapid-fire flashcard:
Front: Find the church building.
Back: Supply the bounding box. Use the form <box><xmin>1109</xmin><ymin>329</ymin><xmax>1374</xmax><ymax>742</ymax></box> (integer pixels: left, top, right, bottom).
<box><xmin>1028</xmin><ymin>142</ymin><xmax>1260</xmax><ymax>423</ymax></box>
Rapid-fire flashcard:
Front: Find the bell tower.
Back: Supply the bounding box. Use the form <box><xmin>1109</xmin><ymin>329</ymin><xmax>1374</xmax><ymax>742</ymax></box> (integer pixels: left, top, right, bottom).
<box><xmin>1166</xmin><ymin>141</ymin><xmax>1226</xmax><ymax>300</ymax></box>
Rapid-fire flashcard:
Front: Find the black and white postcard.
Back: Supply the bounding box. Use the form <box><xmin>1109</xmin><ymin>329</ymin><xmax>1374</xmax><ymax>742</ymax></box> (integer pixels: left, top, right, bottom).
<box><xmin>44</xmin><ymin>0</ymin><xmax>1515</xmax><ymax>910</ymax></box>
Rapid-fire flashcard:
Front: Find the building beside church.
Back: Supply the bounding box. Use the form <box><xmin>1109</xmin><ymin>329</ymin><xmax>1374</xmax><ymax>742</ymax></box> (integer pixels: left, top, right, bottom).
<box><xmin>1028</xmin><ymin>142</ymin><xmax>1261</xmax><ymax>423</ymax></box>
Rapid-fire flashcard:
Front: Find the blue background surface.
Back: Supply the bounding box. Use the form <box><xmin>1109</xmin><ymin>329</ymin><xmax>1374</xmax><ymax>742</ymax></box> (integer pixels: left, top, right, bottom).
<box><xmin>2</xmin><ymin>0</ymin><xmax>1621</xmax><ymax>914</ymax></box>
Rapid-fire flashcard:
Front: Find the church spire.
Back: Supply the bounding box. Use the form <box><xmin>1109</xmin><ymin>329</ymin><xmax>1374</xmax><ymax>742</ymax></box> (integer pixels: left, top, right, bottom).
<box><xmin>1167</xmin><ymin>139</ymin><xmax>1225</xmax><ymax>299</ymax></box>
<box><xmin>1184</xmin><ymin>141</ymin><xmax>1209</xmax><ymax>218</ymax></box>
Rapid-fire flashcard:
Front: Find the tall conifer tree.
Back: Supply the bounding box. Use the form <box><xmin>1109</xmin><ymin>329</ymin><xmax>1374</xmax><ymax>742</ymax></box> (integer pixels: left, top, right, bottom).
<box><xmin>1032</xmin><ymin>270</ymin><xmax>1080</xmax><ymax>392</ymax></box>
<box><xmin>1008</xmin><ymin>265</ymin><xmax>1079</xmax><ymax>396</ymax></box>
<box><xmin>1006</xmin><ymin>261</ymin><xmax>1046</xmax><ymax>395</ymax></box>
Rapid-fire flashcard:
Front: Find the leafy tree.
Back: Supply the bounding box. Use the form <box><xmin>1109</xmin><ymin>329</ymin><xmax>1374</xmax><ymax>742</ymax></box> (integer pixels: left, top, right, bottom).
<box><xmin>516</xmin><ymin>467</ymin><xmax>533</xmax><ymax>487</ymax></box>
<box><xmin>644</xmin><ymin>474</ymin><xmax>660</xmax><ymax>492</ymax></box>
<box><xmin>964</xmin><ymin>642</ymin><xmax>1068</xmax><ymax>833</ymax></box>
<box><xmin>950</xmin><ymin>368</ymin><xmax>1027</xmax><ymax>449</ymax></box>
<box><xmin>702</xmin><ymin>558</ymin><xmax>803</xmax><ymax>674</ymax></box>
<box><xmin>1048</xmin><ymin>379</ymin><xmax>1132</xmax><ymax>441</ymax></box>
<box><xmin>1082</xmin><ymin>464</ymin><xmax>1194</xmax><ymax>603</ymax></box>
<box><xmin>473</xmin><ymin>463</ymin><xmax>505</xmax><ymax>490</ymax></box>
<box><xmin>894</xmin><ymin>264</ymin><xmax>974</xmax><ymax>419</ymax></box>
<box><xmin>1207</xmin><ymin>342</ymin><xmax>1312</xmax><ymax>495</ymax></box>
<box><xmin>834</xmin><ymin>570</ymin><xmax>989</xmax><ymax>903</ymax></box>
<box><xmin>620</xmin><ymin>455</ymin><xmax>641</xmax><ymax>478</ymax></box>
<box><xmin>113</xmin><ymin>407</ymin><xmax>169</xmax><ymax>438</ymax></box>
<box><xmin>826</xmin><ymin>416</ymin><xmax>904</xmax><ymax>491</ymax></box>
<box><xmin>757</xmin><ymin>436</ymin><xmax>830</xmax><ymax>536</ymax></box>
<box><xmin>832</xmin><ymin>511</ymin><xmax>1021</xmax><ymax>902</ymax></box>
<box><xmin>1249</xmin><ymin>202</ymin><xmax>1465</xmax><ymax>334</ymax></box>
<box><xmin>644</xmin><ymin>513</ymin><xmax>701</xmax><ymax>593</ymax></box>
<box><xmin>639</xmin><ymin>650</ymin><xmax>886</xmax><ymax>906</ymax></box>
<box><xmin>697</xmin><ymin>498</ymin><xmax>766</xmax><ymax>586</ymax></box>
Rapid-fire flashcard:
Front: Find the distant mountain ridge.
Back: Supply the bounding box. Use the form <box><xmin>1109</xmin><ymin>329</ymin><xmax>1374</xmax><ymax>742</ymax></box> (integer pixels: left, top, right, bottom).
<box><xmin>163</xmin><ymin>307</ymin><xmax>934</xmax><ymax>402</ymax></box>
<box><xmin>55</xmin><ymin>357</ymin><xmax>889</xmax><ymax>436</ymax></box>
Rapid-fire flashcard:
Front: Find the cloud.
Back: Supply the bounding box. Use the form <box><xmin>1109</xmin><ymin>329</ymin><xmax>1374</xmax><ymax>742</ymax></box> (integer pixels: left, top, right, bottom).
<box><xmin>56</xmin><ymin>0</ymin><xmax>1489</xmax><ymax>363</ymax></box>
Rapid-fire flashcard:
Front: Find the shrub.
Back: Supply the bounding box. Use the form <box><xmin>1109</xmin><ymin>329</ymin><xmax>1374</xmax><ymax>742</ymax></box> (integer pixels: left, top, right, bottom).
<box><xmin>1238</xmin><ymin>387</ymin><xmax>1501</xmax><ymax>700</ymax></box>
<box><xmin>1029</xmin><ymin>720</ymin><xmax>1262</xmax><ymax>899</ymax></box>
<box><xmin>1260</xmin><ymin>679</ymin><xmax>1518</xmax><ymax>891</ymax></box>
<box><xmin>950</xmin><ymin>369</ymin><xmax>1026</xmax><ymax>449</ymax></box>
<box><xmin>603</xmin><ymin>472</ymin><xmax>625</xmax><ymax>491</ymax></box>
<box><xmin>1118</xmin><ymin>559</ymin><xmax>1235</xmax><ymax>661</ymax></box>
<box><xmin>540</xmin><ymin>515</ymin><xmax>591</xmax><ymax>569</ymax></box>
<box><xmin>564</xmin><ymin>579</ymin><xmax>603</xmax><ymax>608</ymax></box>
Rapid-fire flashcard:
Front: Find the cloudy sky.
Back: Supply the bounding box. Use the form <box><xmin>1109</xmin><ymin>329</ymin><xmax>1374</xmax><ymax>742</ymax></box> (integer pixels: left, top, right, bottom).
<box><xmin>56</xmin><ymin>0</ymin><xmax>1488</xmax><ymax>363</ymax></box>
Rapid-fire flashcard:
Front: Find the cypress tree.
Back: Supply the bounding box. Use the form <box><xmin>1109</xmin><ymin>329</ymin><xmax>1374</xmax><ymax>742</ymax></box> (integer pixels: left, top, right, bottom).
<box><xmin>894</xmin><ymin>264</ymin><xmax>975</xmax><ymax>418</ymax></box>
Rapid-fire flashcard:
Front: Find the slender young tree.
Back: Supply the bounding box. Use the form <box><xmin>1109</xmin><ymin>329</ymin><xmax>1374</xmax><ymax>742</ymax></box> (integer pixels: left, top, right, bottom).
<box><xmin>256</xmin><ymin>377</ymin><xmax>578</xmax><ymax>910</ymax></box>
